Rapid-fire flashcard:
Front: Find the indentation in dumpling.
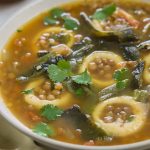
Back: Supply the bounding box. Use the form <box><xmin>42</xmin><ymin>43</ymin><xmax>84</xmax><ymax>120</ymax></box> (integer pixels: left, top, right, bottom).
<box><xmin>92</xmin><ymin>96</ymin><xmax>149</xmax><ymax>137</ymax></box>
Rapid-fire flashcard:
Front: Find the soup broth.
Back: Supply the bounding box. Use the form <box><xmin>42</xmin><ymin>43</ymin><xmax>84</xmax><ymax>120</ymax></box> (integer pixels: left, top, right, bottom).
<box><xmin>0</xmin><ymin>0</ymin><xmax>150</xmax><ymax>146</ymax></box>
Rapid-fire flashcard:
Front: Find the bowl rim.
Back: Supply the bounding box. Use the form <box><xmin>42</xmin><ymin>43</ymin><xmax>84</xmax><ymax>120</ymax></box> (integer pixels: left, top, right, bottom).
<box><xmin>0</xmin><ymin>0</ymin><xmax>150</xmax><ymax>149</ymax></box>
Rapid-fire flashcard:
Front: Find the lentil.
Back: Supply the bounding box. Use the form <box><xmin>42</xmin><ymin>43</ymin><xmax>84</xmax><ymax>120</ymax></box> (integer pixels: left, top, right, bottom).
<box><xmin>101</xmin><ymin>104</ymin><xmax>134</xmax><ymax>123</ymax></box>
<box><xmin>88</xmin><ymin>57</ymin><xmax>116</xmax><ymax>80</ymax></box>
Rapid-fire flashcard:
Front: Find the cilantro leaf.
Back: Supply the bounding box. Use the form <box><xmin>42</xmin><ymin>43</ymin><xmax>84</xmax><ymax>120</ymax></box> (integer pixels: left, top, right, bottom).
<box><xmin>50</xmin><ymin>8</ymin><xmax>64</xmax><ymax>19</ymax></box>
<box><xmin>116</xmin><ymin>79</ymin><xmax>129</xmax><ymax>90</ymax></box>
<box><xmin>63</xmin><ymin>17</ymin><xmax>80</xmax><ymax>30</ymax></box>
<box><xmin>75</xmin><ymin>88</ymin><xmax>85</xmax><ymax>96</ymax></box>
<box><xmin>44</xmin><ymin>16</ymin><xmax>58</xmax><ymax>25</ymax></box>
<box><xmin>72</xmin><ymin>70</ymin><xmax>91</xmax><ymax>85</ymax></box>
<box><xmin>47</xmin><ymin>60</ymin><xmax>71</xmax><ymax>82</ymax></box>
<box><xmin>47</xmin><ymin>64</ymin><xmax>69</xmax><ymax>82</ymax></box>
<box><xmin>113</xmin><ymin>68</ymin><xmax>130</xmax><ymax>81</ymax></box>
<box><xmin>41</xmin><ymin>104</ymin><xmax>63</xmax><ymax>121</ymax></box>
<box><xmin>21</xmin><ymin>89</ymin><xmax>33</xmax><ymax>95</ymax></box>
<box><xmin>113</xmin><ymin>68</ymin><xmax>131</xmax><ymax>89</ymax></box>
<box><xmin>92</xmin><ymin>3</ymin><xmax>116</xmax><ymax>20</ymax></box>
<box><xmin>57</xmin><ymin>60</ymin><xmax>71</xmax><ymax>74</ymax></box>
<box><xmin>33</xmin><ymin>122</ymin><xmax>54</xmax><ymax>137</ymax></box>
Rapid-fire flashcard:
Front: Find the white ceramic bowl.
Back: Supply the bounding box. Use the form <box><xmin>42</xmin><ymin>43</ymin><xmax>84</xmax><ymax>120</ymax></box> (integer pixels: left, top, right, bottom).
<box><xmin>0</xmin><ymin>0</ymin><xmax>150</xmax><ymax>150</ymax></box>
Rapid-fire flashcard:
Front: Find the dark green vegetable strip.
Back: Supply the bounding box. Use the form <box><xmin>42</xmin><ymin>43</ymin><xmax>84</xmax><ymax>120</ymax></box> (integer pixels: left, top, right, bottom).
<box><xmin>38</xmin><ymin>53</ymin><xmax>53</xmax><ymax>63</ymax></box>
<box><xmin>121</xmin><ymin>45</ymin><xmax>140</xmax><ymax>61</ymax></box>
<box><xmin>137</xmin><ymin>40</ymin><xmax>150</xmax><ymax>51</ymax></box>
<box><xmin>64</xmin><ymin>79</ymin><xmax>94</xmax><ymax>97</ymax></box>
<box><xmin>16</xmin><ymin>53</ymin><xmax>54</xmax><ymax>81</ymax></box>
<box><xmin>17</xmin><ymin>42</ymin><xmax>93</xmax><ymax>82</ymax></box>
<box><xmin>133</xmin><ymin>89</ymin><xmax>149</xmax><ymax>103</ymax></box>
<box><xmin>33</xmin><ymin>122</ymin><xmax>55</xmax><ymax>137</ymax></box>
<box><xmin>99</xmin><ymin>79</ymin><xmax>129</xmax><ymax>101</ymax></box>
<box><xmin>37</xmin><ymin>50</ymin><xmax>49</xmax><ymax>58</ymax></box>
<box><xmin>117</xmin><ymin>28</ymin><xmax>138</xmax><ymax>42</ymax></box>
<box><xmin>69</xmin><ymin>44</ymin><xmax>94</xmax><ymax>59</ymax></box>
<box><xmin>67</xmin><ymin>43</ymin><xmax>94</xmax><ymax>71</ymax></box>
<box><xmin>62</xmin><ymin>105</ymin><xmax>108</xmax><ymax>140</ymax></box>
<box><xmin>132</xmin><ymin>61</ymin><xmax>145</xmax><ymax>88</ymax></box>
<box><xmin>81</xmin><ymin>12</ymin><xmax>137</xmax><ymax>42</ymax></box>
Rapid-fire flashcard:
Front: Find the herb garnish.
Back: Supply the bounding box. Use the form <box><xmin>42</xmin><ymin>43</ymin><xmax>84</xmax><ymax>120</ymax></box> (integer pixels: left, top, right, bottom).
<box><xmin>47</xmin><ymin>60</ymin><xmax>71</xmax><ymax>82</ymax></box>
<box><xmin>44</xmin><ymin>7</ymin><xmax>80</xmax><ymax>30</ymax></box>
<box><xmin>92</xmin><ymin>3</ymin><xmax>116</xmax><ymax>21</ymax></box>
<box><xmin>63</xmin><ymin>17</ymin><xmax>80</xmax><ymax>30</ymax></box>
<box><xmin>75</xmin><ymin>88</ymin><xmax>85</xmax><ymax>96</ymax></box>
<box><xmin>48</xmin><ymin>64</ymin><xmax>69</xmax><ymax>82</ymax></box>
<box><xmin>44</xmin><ymin>17</ymin><xmax>58</xmax><ymax>25</ymax></box>
<box><xmin>57</xmin><ymin>60</ymin><xmax>71</xmax><ymax>73</ymax></box>
<box><xmin>72</xmin><ymin>70</ymin><xmax>92</xmax><ymax>85</ymax></box>
<box><xmin>40</xmin><ymin>104</ymin><xmax>64</xmax><ymax>121</ymax></box>
<box><xmin>44</xmin><ymin>8</ymin><xmax>64</xmax><ymax>25</ymax></box>
<box><xmin>113</xmin><ymin>68</ymin><xmax>131</xmax><ymax>89</ymax></box>
<box><xmin>50</xmin><ymin>8</ymin><xmax>65</xmax><ymax>19</ymax></box>
<box><xmin>33</xmin><ymin>122</ymin><xmax>54</xmax><ymax>137</ymax></box>
<box><xmin>116</xmin><ymin>79</ymin><xmax>129</xmax><ymax>89</ymax></box>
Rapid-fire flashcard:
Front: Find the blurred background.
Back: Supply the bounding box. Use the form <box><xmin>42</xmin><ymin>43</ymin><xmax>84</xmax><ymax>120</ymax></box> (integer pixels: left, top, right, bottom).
<box><xmin>0</xmin><ymin>0</ymin><xmax>32</xmax><ymax>25</ymax></box>
<box><xmin>0</xmin><ymin>0</ymin><xmax>53</xmax><ymax>150</ymax></box>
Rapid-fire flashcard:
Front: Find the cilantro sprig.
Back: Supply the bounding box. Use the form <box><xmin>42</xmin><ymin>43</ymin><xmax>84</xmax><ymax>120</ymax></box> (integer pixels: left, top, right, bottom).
<box><xmin>48</xmin><ymin>59</ymin><xmax>92</xmax><ymax>86</ymax></box>
<box><xmin>75</xmin><ymin>88</ymin><xmax>85</xmax><ymax>96</ymax></box>
<box><xmin>40</xmin><ymin>104</ymin><xmax>64</xmax><ymax>121</ymax></box>
<box><xmin>44</xmin><ymin>8</ymin><xmax>64</xmax><ymax>25</ymax></box>
<box><xmin>47</xmin><ymin>60</ymin><xmax>71</xmax><ymax>82</ymax></box>
<box><xmin>57</xmin><ymin>60</ymin><xmax>71</xmax><ymax>72</ymax></box>
<box><xmin>33</xmin><ymin>122</ymin><xmax>54</xmax><ymax>137</ymax></box>
<box><xmin>113</xmin><ymin>68</ymin><xmax>130</xmax><ymax>81</ymax></box>
<box><xmin>44</xmin><ymin>17</ymin><xmax>58</xmax><ymax>25</ymax></box>
<box><xmin>44</xmin><ymin>7</ymin><xmax>80</xmax><ymax>30</ymax></box>
<box><xmin>116</xmin><ymin>79</ymin><xmax>129</xmax><ymax>89</ymax></box>
<box><xmin>48</xmin><ymin>64</ymin><xmax>69</xmax><ymax>82</ymax></box>
<box><xmin>92</xmin><ymin>3</ymin><xmax>116</xmax><ymax>21</ymax></box>
<box><xmin>63</xmin><ymin>17</ymin><xmax>80</xmax><ymax>30</ymax></box>
<box><xmin>72</xmin><ymin>70</ymin><xmax>92</xmax><ymax>85</ymax></box>
<box><xmin>113</xmin><ymin>68</ymin><xmax>131</xmax><ymax>89</ymax></box>
<box><xmin>51</xmin><ymin>8</ymin><xmax>65</xmax><ymax>19</ymax></box>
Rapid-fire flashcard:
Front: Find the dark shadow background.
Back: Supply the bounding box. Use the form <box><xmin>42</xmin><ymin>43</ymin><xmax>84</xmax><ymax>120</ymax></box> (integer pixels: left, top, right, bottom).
<box><xmin>0</xmin><ymin>0</ymin><xmax>24</xmax><ymax>4</ymax></box>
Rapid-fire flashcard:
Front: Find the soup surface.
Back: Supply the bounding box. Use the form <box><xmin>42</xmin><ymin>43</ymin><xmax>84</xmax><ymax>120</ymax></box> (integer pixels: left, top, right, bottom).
<box><xmin>0</xmin><ymin>0</ymin><xmax>150</xmax><ymax>146</ymax></box>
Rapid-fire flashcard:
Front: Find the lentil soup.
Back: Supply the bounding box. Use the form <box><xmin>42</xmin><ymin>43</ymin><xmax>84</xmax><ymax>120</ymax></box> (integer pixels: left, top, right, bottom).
<box><xmin>0</xmin><ymin>0</ymin><xmax>150</xmax><ymax>146</ymax></box>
